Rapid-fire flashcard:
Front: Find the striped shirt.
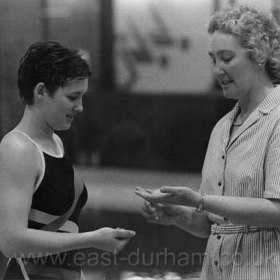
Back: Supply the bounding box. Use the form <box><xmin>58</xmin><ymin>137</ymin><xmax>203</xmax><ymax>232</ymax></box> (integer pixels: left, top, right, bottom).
<box><xmin>199</xmin><ymin>85</ymin><xmax>280</xmax><ymax>280</ymax></box>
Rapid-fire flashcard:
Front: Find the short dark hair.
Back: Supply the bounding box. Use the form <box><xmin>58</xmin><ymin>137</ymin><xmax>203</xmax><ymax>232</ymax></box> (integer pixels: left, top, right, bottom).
<box><xmin>18</xmin><ymin>41</ymin><xmax>92</xmax><ymax>105</ymax></box>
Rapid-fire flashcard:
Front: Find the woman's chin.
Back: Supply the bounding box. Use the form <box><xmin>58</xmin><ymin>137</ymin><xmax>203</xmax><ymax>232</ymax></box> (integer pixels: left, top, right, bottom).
<box><xmin>54</xmin><ymin>123</ymin><xmax>72</xmax><ymax>131</ymax></box>
<box><xmin>222</xmin><ymin>89</ymin><xmax>238</xmax><ymax>100</ymax></box>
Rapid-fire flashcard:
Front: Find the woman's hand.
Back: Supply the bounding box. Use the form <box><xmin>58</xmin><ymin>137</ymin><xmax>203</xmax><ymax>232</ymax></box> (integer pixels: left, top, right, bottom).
<box><xmin>142</xmin><ymin>201</ymin><xmax>193</xmax><ymax>226</ymax></box>
<box><xmin>135</xmin><ymin>186</ymin><xmax>201</xmax><ymax>207</ymax></box>
<box><xmin>92</xmin><ymin>227</ymin><xmax>136</xmax><ymax>254</ymax></box>
<box><xmin>141</xmin><ymin>201</ymin><xmax>212</xmax><ymax>237</ymax></box>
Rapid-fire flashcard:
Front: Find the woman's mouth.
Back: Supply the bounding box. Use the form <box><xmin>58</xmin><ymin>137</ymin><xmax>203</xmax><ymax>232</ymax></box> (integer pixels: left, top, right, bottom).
<box><xmin>220</xmin><ymin>79</ymin><xmax>233</xmax><ymax>86</ymax></box>
<box><xmin>66</xmin><ymin>115</ymin><xmax>75</xmax><ymax>120</ymax></box>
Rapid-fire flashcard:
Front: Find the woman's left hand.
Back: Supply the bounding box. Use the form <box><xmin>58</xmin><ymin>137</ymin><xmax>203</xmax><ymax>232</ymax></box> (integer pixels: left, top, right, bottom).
<box><xmin>135</xmin><ymin>186</ymin><xmax>201</xmax><ymax>207</ymax></box>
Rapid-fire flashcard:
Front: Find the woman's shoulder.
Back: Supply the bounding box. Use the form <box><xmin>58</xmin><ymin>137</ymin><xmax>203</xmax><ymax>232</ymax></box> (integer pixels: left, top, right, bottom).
<box><xmin>212</xmin><ymin>110</ymin><xmax>233</xmax><ymax>131</ymax></box>
<box><xmin>0</xmin><ymin>130</ymin><xmax>41</xmax><ymax>161</ymax></box>
<box><xmin>0</xmin><ymin>131</ymin><xmax>43</xmax><ymax>193</ymax></box>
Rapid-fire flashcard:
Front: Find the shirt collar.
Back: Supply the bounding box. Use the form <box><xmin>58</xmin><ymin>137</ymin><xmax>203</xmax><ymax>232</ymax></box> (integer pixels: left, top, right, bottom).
<box><xmin>258</xmin><ymin>85</ymin><xmax>280</xmax><ymax>115</ymax></box>
<box><xmin>226</xmin><ymin>85</ymin><xmax>280</xmax><ymax>122</ymax></box>
<box><xmin>227</xmin><ymin>102</ymin><xmax>240</xmax><ymax>124</ymax></box>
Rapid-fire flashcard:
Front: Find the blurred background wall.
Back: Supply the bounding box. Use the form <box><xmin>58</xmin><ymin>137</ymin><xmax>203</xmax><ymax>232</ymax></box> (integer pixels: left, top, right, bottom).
<box><xmin>1</xmin><ymin>0</ymin><xmax>279</xmax><ymax>172</ymax></box>
<box><xmin>0</xmin><ymin>0</ymin><xmax>100</xmax><ymax>138</ymax></box>
<box><xmin>0</xmin><ymin>0</ymin><xmax>280</xmax><ymax>277</ymax></box>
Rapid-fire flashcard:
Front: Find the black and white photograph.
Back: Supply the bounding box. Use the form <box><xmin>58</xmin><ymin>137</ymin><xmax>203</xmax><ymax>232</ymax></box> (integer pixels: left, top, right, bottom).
<box><xmin>1</xmin><ymin>0</ymin><xmax>280</xmax><ymax>279</ymax></box>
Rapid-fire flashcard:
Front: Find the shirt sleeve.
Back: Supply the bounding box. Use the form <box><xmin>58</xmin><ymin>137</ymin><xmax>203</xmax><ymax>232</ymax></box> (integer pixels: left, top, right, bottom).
<box><xmin>264</xmin><ymin>122</ymin><xmax>280</xmax><ymax>199</ymax></box>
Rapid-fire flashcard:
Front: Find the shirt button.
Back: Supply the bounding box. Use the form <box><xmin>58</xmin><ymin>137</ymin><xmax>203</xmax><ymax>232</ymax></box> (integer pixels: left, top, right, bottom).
<box><xmin>217</xmin><ymin>235</ymin><xmax>221</xmax><ymax>240</ymax></box>
<box><xmin>221</xmin><ymin>154</ymin><xmax>225</xmax><ymax>159</ymax></box>
<box><xmin>214</xmin><ymin>260</ymin><xmax>219</xmax><ymax>266</ymax></box>
<box><xmin>218</xmin><ymin>181</ymin><xmax>222</xmax><ymax>187</ymax></box>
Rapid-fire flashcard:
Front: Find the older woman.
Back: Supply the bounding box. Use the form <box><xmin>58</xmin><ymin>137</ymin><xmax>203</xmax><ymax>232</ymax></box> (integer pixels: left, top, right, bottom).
<box><xmin>136</xmin><ymin>5</ymin><xmax>280</xmax><ymax>280</ymax></box>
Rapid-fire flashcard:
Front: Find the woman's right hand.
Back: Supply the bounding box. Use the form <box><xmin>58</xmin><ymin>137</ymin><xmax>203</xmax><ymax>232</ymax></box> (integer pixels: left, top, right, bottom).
<box><xmin>142</xmin><ymin>201</ymin><xmax>192</xmax><ymax>226</ymax></box>
<box><xmin>92</xmin><ymin>227</ymin><xmax>136</xmax><ymax>254</ymax></box>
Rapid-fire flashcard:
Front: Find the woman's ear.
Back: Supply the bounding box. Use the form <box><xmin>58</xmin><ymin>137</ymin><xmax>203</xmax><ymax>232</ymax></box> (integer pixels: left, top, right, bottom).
<box><xmin>33</xmin><ymin>82</ymin><xmax>47</xmax><ymax>102</ymax></box>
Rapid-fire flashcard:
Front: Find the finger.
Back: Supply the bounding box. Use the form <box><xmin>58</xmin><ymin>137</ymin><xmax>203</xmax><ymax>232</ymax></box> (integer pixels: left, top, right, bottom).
<box><xmin>151</xmin><ymin>202</ymin><xmax>166</xmax><ymax>209</ymax></box>
<box><xmin>115</xmin><ymin>229</ymin><xmax>136</xmax><ymax>239</ymax></box>
<box><xmin>142</xmin><ymin>211</ymin><xmax>152</xmax><ymax>220</ymax></box>
<box><xmin>147</xmin><ymin>215</ymin><xmax>160</xmax><ymax>223</ymax></box>
<box><xmin>135</xmin><ymin>187</ymin><xmax>153</xmax><ymax>194</ymax></box>
<box><xmin>142</xmin><ymin>205</ymin><xmax>154</xmax><ymax>215</ymax></box>
<box><xmin>135</xmin><ymin>186</ymin><xmax>146</xmax><ymax>192</ymax></box>
<box><xmin>160</xmin><ymin>186</ymin><xmax>181</xmax><ymax>194</ymax></box>
<box><xmin>135</xmin><ymin>191</ymin><xmax>154</xmax><ymax>201</ymax></box>
<box><xmin>144</xmin><ymin>200</ymin><xmax>152</xmax><ymax>207</ymax></box>
<box><xmin>141</xmin><ymin>206</ymin><xmax>154</xmax><ymax>216</ymax></box>
<box><xmin>136</xmin><ymin>190</ymin><xmax>172</xmax><ymax>203</ymax></box>
<box><xmin>142</xmin><ymin>209</ymin><xmax>159</xmax><ymax>221</ymax></box>
<box><xmin>135</xmin><ymin>191</ymin><xmax>146</xmax><ymax>199</ymax></box>
<box><xmin>142</xmin><ymin>202</ymin><xmax>157</xmax><ymax>213</ymax></box>
<box><xmin>145</xmin><ymin>201</ymin><xmax>158</xmax><ymax>209</ymax></box>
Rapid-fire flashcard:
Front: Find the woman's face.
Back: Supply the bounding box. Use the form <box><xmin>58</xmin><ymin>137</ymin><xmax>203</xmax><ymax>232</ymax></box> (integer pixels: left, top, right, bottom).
<box><xmin>42</xmin><ymin>78</ymin><xmax>88</xmax><ymax>131</ymax></box>
<box><xmin>209</xmin><ymin>31</ymin><xmax>259</xmax><ymax>99</ymax></box>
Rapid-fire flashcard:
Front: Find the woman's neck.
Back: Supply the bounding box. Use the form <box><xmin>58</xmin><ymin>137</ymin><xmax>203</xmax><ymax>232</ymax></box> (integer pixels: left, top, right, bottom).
<box><xmin>16</xmin><ymin>106</ymin><xmax>54</xmax><ymax>141</ymax></box>
<box><xmin>237</xmin><ymin>76</ymin><xmax>274</xmax><ymax>123</ymax></box>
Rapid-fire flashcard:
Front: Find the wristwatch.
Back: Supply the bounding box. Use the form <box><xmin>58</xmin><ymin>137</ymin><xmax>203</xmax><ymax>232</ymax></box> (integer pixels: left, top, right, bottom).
<box><xmin>195</xmin><ymin>193</ymin><xmax>206</xmax><ymax>213</ymax></box>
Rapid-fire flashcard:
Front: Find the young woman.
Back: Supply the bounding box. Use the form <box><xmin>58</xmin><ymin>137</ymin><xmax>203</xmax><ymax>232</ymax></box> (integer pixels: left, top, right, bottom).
<box><xmin>136</xmin><ymin>5</ymin><xmax>280</xmax><ymax>280</ymax></box>
<box><xmin>0</xmin><ymin>41</ymin><xmax>135</xmax><ymax>280</ymax></box>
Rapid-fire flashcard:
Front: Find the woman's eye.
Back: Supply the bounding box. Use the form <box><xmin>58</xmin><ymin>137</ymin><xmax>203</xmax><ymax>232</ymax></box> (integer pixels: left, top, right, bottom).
<box><xmin>222</xmin><ymin>57</ymin><xmax>232</xmax><ymax>63</ymax></box>
<box><xmin>68</xmin><ymin>96</ymin><xmax>78</xmax><ymax>101</ymax></box>
<box><xmin>210</xmin><ymin>57</ymin><xmax>216</xmax><ymax>65</ymax></box>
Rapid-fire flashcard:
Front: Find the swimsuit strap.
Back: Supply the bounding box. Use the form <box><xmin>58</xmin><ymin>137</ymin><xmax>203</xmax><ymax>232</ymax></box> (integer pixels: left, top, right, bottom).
<box><xmin>5</xmin><ymin>130</ymin><xmax>45</xmax><ymax>192</ymax></box>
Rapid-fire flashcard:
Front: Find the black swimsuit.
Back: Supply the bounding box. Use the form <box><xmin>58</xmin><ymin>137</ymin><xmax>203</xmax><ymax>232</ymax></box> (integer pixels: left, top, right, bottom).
<box><xmin>3</xmin><ymin>130</ymin><xmax>88</xmax><ymax>280</ymax></box>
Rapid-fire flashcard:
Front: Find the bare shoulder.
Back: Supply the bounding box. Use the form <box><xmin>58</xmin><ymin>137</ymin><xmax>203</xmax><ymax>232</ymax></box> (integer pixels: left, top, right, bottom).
<box><xmin>1</xmin><ymin>131</ymin><xmax>39</xmax><ymax>156</ymax></box>
<box><xmin>0</xmin><ymin>132</ymin><xmax>41</xmax><ymax>176</ymax></box>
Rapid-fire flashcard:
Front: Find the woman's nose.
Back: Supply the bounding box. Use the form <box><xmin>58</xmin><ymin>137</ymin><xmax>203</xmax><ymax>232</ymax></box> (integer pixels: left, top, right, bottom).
<box><xmin>213</xmin><ymin>62</ymin><xmax>225</xmax><ymax>76</ymax></box>
<box><xmin>75</xmin><ymin>99</ymin><xmax>83</xmax><ymax>113</ymax></box>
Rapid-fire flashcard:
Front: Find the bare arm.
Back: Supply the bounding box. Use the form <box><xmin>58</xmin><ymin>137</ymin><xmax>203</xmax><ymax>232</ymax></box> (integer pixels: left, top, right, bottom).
<box><xmin>204</xmin><ymin>195</ymin><xmax>280</xmax><ymax>227</ymax></box>
<box><xmin>137</xmin><ymin>186</ymin><xmax>280</xmax><ymax>228</ymax></box>
<box><xmin>142</xmin><ymin>202</ymin><xmax>211</xmax><ymax>238</ymax></box>
<box><xmin>0</xmin><ymin>135</ymin><xmax>135</xmax><ymax>258</ymax></box>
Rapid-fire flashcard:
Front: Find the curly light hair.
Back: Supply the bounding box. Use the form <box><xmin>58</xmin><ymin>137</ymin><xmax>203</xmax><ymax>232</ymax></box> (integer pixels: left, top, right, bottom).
<box><xmin>208</xmin><ymin>5</ymin><xmax>280</xmax><ymax>83</ymax></box>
